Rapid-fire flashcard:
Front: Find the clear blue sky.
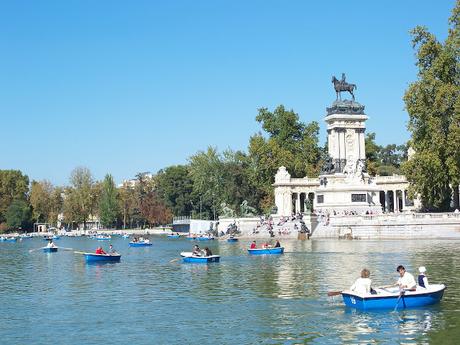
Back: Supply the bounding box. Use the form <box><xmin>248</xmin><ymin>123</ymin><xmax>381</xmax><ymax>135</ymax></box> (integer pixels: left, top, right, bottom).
<box><xmin>0</xmin><ymin>0</ymin><xmax>455</xmax><ymax>185</ymax></box>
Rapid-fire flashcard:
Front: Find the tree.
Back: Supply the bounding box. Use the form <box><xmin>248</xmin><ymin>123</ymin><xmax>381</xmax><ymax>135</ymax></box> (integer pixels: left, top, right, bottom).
<box><xmin>0</xmin><ymin>170</ymin><xmax>29</xmax><ymax>223</ymax></box>
<box><xmin>6</xmin><ymin>199</ymin><xmax>32</xmax><ymax>231</ymax></box>
<box><xmin>99</xmin><ymin>174</ymin><xmax>119</xmax><ymax>228</ymax></box>
<box><xmin>155</xmin><ymin>165</ymin><xmax>194</xmax><ymax>217</ymax></box>
<box><xmin>118</xmin><ymin>183</ymin><xmax>137</xmax><ymax>229</ymax></box>
<box><xmin>188</xmin><ymin>147</ymin><xmax>226</xmax><ymax>219</ymax></box>
<box><xmin>29</xmin><ymin>180</ymin><xmax>53</xmax><ymax>223</ymax></box>
<box><xmin>135</xmin><ymin>173</ymin><xmax>171</xmax><ymax>225</ymax></box>
<box><xmin>247</xmin><ymin>105</ymin><xmax>321</xmax><ymax>212</ymax></box>
<box><xmin>402</xmin><ymin>2</ymin><xmax>460</xmax><ymax>211</ymax></box>
<box><xmin>63</xmin><ymin>167</ymin><xmax>95</xmax><ymax>229</ymax></box>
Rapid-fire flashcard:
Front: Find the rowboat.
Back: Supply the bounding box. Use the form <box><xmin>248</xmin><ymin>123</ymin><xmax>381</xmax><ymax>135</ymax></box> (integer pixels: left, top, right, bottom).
<box><xmin>122</xmin><ymin>234</ymin><xmax>130</xmax><ymax>239</ymax></box>
<box><xmin>43</xmin><ymin>247</ymin><xmax>58</xmax><ymax>253</ymax></box>
<box><xmin>341</xmin><ymin>284</ymin><xmax>446</xmax><ymax>310</ymax></box>
<box><xmin>196</xmin><ymin>237</ymin><xmax>214</xmax><ymax>241</ymax></box>
<box><xmin>248</xmin><ymin>247</ymin><xmax>284</xmax><ymax>255</ymax></box>
<box><xmin>180</xmin><ymin>252</ymin><xmax>220</xmax><ymax>263</ymax></box>
<box><xmin>129</xmin><ymin>241</ymin><xmax>152</xmax><ymax>247</ymax></box>
<box><xmin>168</xmin><ymin>235</ymin><xmax>180</xmax><ymax>239</ymax></box>
<box><xmin>227</xmin><ymin>238</ymin><xmax>238</xmax><ymax>242</ymax></box>
<box><xmin>95</xmin><ymin>236</ymin><xmax>111</xmax><ymax>241</ymax></box>
<box><xmin>20</xmin><ymin>234</ymin><xmax>32</xmax><ymax>239</ymax></box>
<box><xmin>52</xmin><ymin>235</ymin><xmax>60</xmax><ymax>240</ymax></box>
<box><xmin>83</xmin><ymin>253</ymin><xmax>121</xmax><ymax>263</ymax></box>
<box><xmin>2</xmin><ymin>237</ymin><xmax>17</xmax><ymax>242</ymax></box>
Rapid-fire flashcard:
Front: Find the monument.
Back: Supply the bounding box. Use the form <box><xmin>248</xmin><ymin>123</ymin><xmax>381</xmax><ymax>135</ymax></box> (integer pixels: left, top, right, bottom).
<box><xmin>314</xmin><ymin>74</ymin><xmax>381</xmax><ymax>213</ymax></box>
<box><xmin>274</xmin><ymin>74</ymin><xmax>384</xmax><ymax>215</ymax></box>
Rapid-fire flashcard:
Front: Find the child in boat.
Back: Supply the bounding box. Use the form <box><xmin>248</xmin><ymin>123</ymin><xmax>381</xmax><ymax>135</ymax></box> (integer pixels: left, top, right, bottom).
<box><xmin>250</xmin><ymin>241</ymin><xmax>257</xmax><ymax>249</ymax></box>
<box><xmin>350</xmin><ymin>268</ymin><xmax>372</xmax><ymax>294</ymax></box>
<box><xmin>418</xmin><ymin>266</ymin><xmax>429</xmax><ymax>288</ymax></box>
<box><xmin>108</xmin><ymin>244</ymin><xmax>118</xmax><ymax>255</ymax></box>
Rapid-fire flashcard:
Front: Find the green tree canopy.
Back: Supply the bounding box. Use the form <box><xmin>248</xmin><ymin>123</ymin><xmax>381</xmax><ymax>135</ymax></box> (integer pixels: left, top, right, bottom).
<box><xmin>155</xmin><ymin>165</ymin><xmax>193</xmax><ymax>217</ymax></box>
<box><xmin>6</xmin><ymin>199</ymin><xmax>32</xmax><ymax>231</ymax></box>
<box><xmin>99</xmin><ymin>174</ymin><xmax>119</xmax><ymax>228</ymax></box>
<box><xmin>0</xmin><ymin>170</ymin><xmax>29</xmax><ymax>223</ymax></box>
<box><xmin>248</xmin><ymin>105</ymin><xmax>321</xmax><ymax>212</ymax></box>
<box><xmin>63</xmin><ymin>167</ymin><xmax>96</xmax><ymax>229</ymax></box>
<box><xmin>402</xmin><ymin>1</ymin><xmax>460</xmax><ymax>211</ymax></box>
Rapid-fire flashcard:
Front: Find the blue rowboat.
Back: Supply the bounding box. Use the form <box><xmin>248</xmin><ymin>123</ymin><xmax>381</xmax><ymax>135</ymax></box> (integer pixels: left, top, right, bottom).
<box><xmin>227</xmin><ymin>238</ymin><xmax>239</xmax><ymax>243</ymax></box>
<box><xmin>168</xmin><ymin>235</ymin><xmax>180</xmax><ymax>239</ymax></box>
<box><xmin>129</xmin><ymin>241</ymin><xmax>152</xmax><ymax>247</ymax></box>
<box><xmin>196</xmin><ymin>237</ymin><xmax>214</xmax><ymax>241</ymax></box>
<box><xmin>52</xmin><ymin>236</ymin><xmax>60</xmax><ymax>240</ymax></box>
<box><xmin>43</xmin><ymin>247</ymin><xmax>58</xmax><ymax>253</ymax></box>
<box><xmin>248</xmin><ymin>247</ymin><xmax>284</xmax><ymax>255</ymax></box>
<box><xmin>180</xmin><ymin>252</ymin><xmax>220</xmax><ymax>263</ymax></box>
<box><xmin>341</xmin><ymin>284</ymin><xmax>446</xmax><ymax>310</ymax></box>
<box><xmin>84</xmin><ymin>253</ymin><xmax>121</xmax><ymax>263</ymax></box>
<box><xmin>122</xmin><ymin>234</ymin><xmax>130</xmax><ymax>239</ymax></box>
<box><xmin>4</xmin><ymin>237</ymin><xmax>17</xmax><ymax>242</ymax></box>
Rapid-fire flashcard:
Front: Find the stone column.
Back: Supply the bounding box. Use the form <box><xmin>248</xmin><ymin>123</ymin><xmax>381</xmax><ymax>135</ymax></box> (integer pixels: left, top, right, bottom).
<box><xmin>393</xmin><ymin>190</ymin><xmax>398</xmax><ymax>213</ymax></box>
<box><xmin>401</xmin><ymin>190</ymin><xmax>405</xmax><ymax>211</ymax></box>
<box><xmin>295</xmin><ymin>193</ymin><xmax>301</xmax><ymax>214</ymax></box>
<box><xmin>384</xmin><ymin>191</ymin><xmax>390</xmax><ymax>213</ymax></box>
<box><xmin>359</xmin><ymin>129</ymin><xmax>366</xmax><ymax>160</ymax></box>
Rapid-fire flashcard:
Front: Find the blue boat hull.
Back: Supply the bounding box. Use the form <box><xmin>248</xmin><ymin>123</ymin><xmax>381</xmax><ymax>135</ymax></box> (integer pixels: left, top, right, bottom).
<box><xmin>248</xmin><ymin>247</ymin><xmax>284</xmax><ymax>255</ymax></box>
<box><xmin>342</xmin><ymin>286</ymin><xmax>446</xmax><ymax>310</ymax></box>
<box><xmin>182</xmin><ymin>256</ymin><xmax>220</xmax><ymax>263</ymax></box>
<box><xmin>84</xmin><ymin>254</ymin><xmax>121</xmax><ymax>262</ymax></box>
<box><xmin>43</xmin><ymin>247</ymin><xmax>58</xmax><ymax>253</ymax></box>
<box><xmin>168</xmin><ymin>235</ymin><xmax>180</xmax><ymax>239</ymax></box>
<box><xmin>227</xmin><ymin>238</ymin><xmax>239</xmax><ymax>242</ymax></box>
<box><xmin>96</xmin><ymin>237</ymin><xmax>111</xmax><ymax>241</ymax></box>
<box><xmin>4</xmin><ymin>238</ymin><xmax>17</xmax><ymax>242</ymax></box>
<box><xmin>129</xmin><ymin>242</ymin><xmax>152</xmax><ymax>247</ymax></box>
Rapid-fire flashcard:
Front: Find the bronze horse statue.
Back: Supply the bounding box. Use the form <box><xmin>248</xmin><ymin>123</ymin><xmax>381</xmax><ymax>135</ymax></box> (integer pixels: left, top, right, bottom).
<box><xmin>332</xmin><ymin>76</ymin><xmax>357</xmax><ymax>101</ymax></box>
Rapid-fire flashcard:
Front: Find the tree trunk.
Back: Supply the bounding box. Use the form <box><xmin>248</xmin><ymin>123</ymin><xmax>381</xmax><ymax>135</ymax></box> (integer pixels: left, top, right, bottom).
<box><xmin>454</xmin><ymin>185</ymin><xmax>459</xmax><ymax>210</ymax></box>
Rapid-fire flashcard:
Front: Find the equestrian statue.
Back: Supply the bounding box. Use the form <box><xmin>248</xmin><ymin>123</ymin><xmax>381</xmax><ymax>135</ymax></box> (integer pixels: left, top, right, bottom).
<box><xmin>332</xmin><ymin>73</ymin><xmax>357</xmax><ymax>101</ymax></box>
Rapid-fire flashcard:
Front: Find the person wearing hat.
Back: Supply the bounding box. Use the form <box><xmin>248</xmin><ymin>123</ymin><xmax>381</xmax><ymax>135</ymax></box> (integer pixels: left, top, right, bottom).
<box><xmin>418</xmin><ymin>266</ymin><xmax>429</xmax><ymax>288</ymax></box>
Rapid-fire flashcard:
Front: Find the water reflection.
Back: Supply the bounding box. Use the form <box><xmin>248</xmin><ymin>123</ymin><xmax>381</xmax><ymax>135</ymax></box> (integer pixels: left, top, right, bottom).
<box><xmin>0</xmin><ymin>237</ymin><xmax>459</xmax><ymax>344</ymax></box>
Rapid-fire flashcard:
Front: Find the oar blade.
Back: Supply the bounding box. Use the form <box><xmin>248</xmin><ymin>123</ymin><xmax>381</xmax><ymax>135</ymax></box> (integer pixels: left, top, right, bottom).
<box><xmin>327</xmin><ymin>291</ymin><xmax>342</xmax><ymax>297</ymax></box>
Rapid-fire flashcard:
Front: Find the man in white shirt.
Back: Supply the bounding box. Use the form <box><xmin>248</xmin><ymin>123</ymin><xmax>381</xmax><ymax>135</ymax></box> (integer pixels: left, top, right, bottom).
<box><xmin>395</xmin><ymin>265</ymin><xmax>416</xmax><ymax>290</ymax></box>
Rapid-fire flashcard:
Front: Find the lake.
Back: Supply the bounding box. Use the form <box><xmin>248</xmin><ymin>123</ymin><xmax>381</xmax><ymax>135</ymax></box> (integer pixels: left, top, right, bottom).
<box><xmin>0</xmin><ymin>236</ymin><xmax>459</xmax><ymax>344</ymax></box>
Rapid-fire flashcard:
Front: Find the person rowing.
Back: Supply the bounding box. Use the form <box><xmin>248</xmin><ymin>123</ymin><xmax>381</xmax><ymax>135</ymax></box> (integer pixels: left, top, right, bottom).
<box><xmin>382</xmin><ymin>265</ymin><xmax>416</xmax><ymax>291</ymax></box>
<box><xmin>95</xmin><ymin>246</ymin><xmax>106</xmax><ymax>255</ymax></box>
<box><xmin>192</xmin><ymin>245</ymin><xmax>202</xmax><ymax>257</ymax></box>
<box><xmin>46</xmin><ymin>239</ymin><xmax>57</xmax><ymax>248</ymax></box>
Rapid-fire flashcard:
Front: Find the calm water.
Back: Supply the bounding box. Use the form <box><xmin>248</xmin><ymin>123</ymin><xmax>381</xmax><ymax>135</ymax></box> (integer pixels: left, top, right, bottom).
<box><xmin>1</xmin><ymin>236</ymin><xmax>459</xmax><ymax>345</ymax></box>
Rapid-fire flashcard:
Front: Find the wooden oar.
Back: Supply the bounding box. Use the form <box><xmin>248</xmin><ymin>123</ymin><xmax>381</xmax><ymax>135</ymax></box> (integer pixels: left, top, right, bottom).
<box><xmin>74</xmin><ymin>251</ymin><xmax>86</xmax><ymax>254</ymax></box>
<box><xmin>57</xmin><ymin>247</ymin><xmax>73</xmax><ymax>251</ymax></box>
<box><xmin>327</xmin><ymin>291</ymin><xmax>342</xmax><ymax>297</ymax></box>
<box><xmin>29</xmin><ymin>247</ymin><xmax>46</xmax><ymax>253</ymax></box>
<box><xmin>169</xmin><ymin>258</ymin><xmax>180</xmax><ymax>263</ymax></box>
